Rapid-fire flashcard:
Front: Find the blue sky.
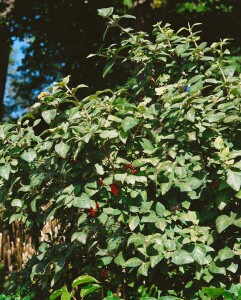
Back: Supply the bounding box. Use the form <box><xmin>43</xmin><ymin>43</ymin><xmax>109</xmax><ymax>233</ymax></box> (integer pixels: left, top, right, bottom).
<box><xmin>4</xmin><ymin>39</ymin><xmax>28</xmax><ymax>118</ymax></box>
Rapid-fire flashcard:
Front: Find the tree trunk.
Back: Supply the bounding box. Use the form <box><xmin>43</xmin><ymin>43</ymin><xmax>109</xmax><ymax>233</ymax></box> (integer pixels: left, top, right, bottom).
<box><xmin>0</xmin><ymin>27</ymin><xmax>11</xmax><ymax>121</ymax></box>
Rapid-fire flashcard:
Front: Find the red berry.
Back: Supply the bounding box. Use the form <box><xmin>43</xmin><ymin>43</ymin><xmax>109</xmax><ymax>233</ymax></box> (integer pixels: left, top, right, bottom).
<box><xmin>98</xmin><ymin>179</ymin><xmax>106</xmax><ymax>186</ymax></box>
<box><xmin>96</xmin><ymin>203</ymin><xmax>99</xmax><ymax>209</ymax></box>
<box><xmin>101</xmin><ymin>269</ymin><xmax>109</xmax><ymax>279</ymax></box>
<box><xmin>110</xmin><ymin>183</ymin><xmax>119</xmax><ymax>196</ymax></box>
<box><xmin>122</xmin><ymin>164</ymin><xmax>137</xmax><ymax>175</ymax></box>
<box><xmin>89</xmin><ymin>207</ymin><xmax>96</xmax><ymax>217</ymax></box>
<box><xmin>171</xmin><ymin>205</ymin><xmax>180</xmax><ymax>212</ymax></box>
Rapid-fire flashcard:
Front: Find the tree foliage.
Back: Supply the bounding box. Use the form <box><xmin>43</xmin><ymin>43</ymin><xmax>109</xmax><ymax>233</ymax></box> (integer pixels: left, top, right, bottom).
<box><xmin>1</xmin><ymin>8</ymin><xmax>241</xmax><ymax>300</ymax></box>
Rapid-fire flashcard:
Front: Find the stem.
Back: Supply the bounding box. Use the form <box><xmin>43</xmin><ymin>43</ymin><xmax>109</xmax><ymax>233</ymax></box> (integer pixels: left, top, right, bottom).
<box><xmin>219</xmin><ymin>65</ymin><xmax>227</xmax><ymax>82</ymax></box>
<box><xmin>102</xmin><ymin>144</ymin><xmax>115</xmax><ymax>172</ymax></box>
<box><xmin>65</xmin><ymin>84</ymin><xmax>91</xmax><ymax>121</ymax></box>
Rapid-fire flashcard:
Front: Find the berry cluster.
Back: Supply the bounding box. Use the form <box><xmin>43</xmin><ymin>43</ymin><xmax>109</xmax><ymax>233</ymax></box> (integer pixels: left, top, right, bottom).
<box><xmin>97</xmin><ymin>179</ymin><xmax>120</xmax><ymax>197</ymax></box>
<box><xmin>97</xmin><ymin>179</ymin><xmax>106</xmax><ymax>186</ymax></box>
<box><xmin>110</xmin><ymin>183</ymin><xmax>119</xmax><ymax>196</ymax></box>
<box><xmin>101</xmin><ymin>269</ymin><xmax>109</xmax><ymax>279</ymax></box>
<box><xmin>122</xmin><ymin>164</ymin><xmax>137</xmax><ymax>175</ymax></box>
<box><xmin>171</xmin><ymin>205</ymin><xmax>180</xmax><ymax>212</ymax></box>
<box><xmin>89</xmin><ymin>203</ymin><xmax>99</xmax><ymax>217</ymax></box>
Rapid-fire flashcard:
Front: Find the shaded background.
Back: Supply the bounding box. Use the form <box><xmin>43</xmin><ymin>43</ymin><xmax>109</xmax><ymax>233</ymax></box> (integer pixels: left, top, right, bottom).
<box><xmin>0</xmin><ymin>0</ymin><xmax>241</xmax><ymax>121</ymax></box>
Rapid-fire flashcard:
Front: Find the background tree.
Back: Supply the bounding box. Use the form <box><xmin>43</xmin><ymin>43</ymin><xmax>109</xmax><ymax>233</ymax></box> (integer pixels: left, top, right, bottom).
<box><xmin>0</xmin><ymin>0</ymin><xmax>241</xmax><ymax>121</ymax></box>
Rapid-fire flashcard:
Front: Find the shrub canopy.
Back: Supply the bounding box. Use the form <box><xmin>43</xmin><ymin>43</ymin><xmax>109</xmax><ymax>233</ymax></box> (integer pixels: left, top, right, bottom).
<box><xmin>1</xmin><ymin>8</ymin><xmax>241</xmax><ymax>300</ymax></box>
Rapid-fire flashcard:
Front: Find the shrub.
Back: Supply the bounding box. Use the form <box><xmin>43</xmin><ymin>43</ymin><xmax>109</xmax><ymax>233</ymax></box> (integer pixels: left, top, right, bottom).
<box><xmin>1</xmin><ymin>7</ymin><xmax>241</xmax><ymax>300</ymax></box>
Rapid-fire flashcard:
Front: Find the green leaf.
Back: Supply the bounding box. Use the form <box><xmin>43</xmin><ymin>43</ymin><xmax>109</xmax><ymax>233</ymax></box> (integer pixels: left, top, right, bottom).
<box><xmin>0</xmin><ymin>163</ymin><xmax>11</xmax><ymax>180</ymax></box>
<box><xmin>122</xmin><ymin>117</ymin><xmax>139</xmax><ymax>132</ymax></box>
<box><xmin>175</xmin><ymin>43</ymin><xmax>189</xmax><ymax>56</ymax></box>
<box><xmin>9</xmin><ymin>213</ymin><xmax>22</xmax><ymax>224</ymax></box>
<box><xmin>72</xmin><ymin>84</ymin><xmax>88</xmax><ymax>93</ymax></box>
<box><xmin>189</xmin><ymin>177</ymin><xmax>202</xmax><ymax>190</ymax></box>
<box><xmin>98</xmin><ymin>212</ymin><xmax>108</xmax><ymax>225</ymax></box>
<box><xmin>137</xmin><ymin>262</ymin><xmax>150</xmax><ymax>277</ymax></box>
<box><xmin>103</xmin><ymin>59</ymin><xmax>115</xmax><ymax>78</ymax></box>
<box><xmin>206</xmin><ymin>112</ymin><xmax>225</xmax><ymax>123</ymax></box>
<box><xmin>50</xmin><ymin>287</ymin><xmax>68</xmax><ymax>300</ymax></box>
<box><xmin>114</xmin><ymin>253</ymin><xmax>125</xmax><ymax>266</ymax></box>
<box><xmin>61</xmin><ymin>291</ymin><xmax>72</xmax><ymax>300</ymax></box>
<box><xmin>73</xmin><ymin>193</ymin><xmax>91</xmax><ymax>209</ymax></box>
<box><xmin>192</xmin><ymin>244</ymin><xmax>206</xmax><ymax>265</ymax></box>
<box><xmin>121</xmin><ymin>14</ymin><xmax>135</xmax><ymax>19</ymax></box>
<box><xmin>186</xmin><ymin>107</ymin><xmax>195</xmax><ymax>122</ymax></box>
<box><xmin>95</xmin><ymin>164</ymin><xmax>104</xmax><ymax>175</ymax></box>
<box><xmin>63</xmin><ymin>75</ymin><xmax>70</xmax><ymax>84</ymax></box>
<box><xmin>175</xmin><ymin>167</ymin><xmax>187</xmax><ymax>179</ymax></box>
<box><xmin>55</xmin><ymin>142</ymin><xmax>70</xmax><ymax>158</ymax></box>
<box><xmin>100</xmin><ymin>130</ymin><xmax>118</xmax><ymax>139</ymax></box>
<box><xmin>218</xmin><ymin>248</ymin><xmax>234</xmax><ymax>261</ymax></box>
<box><xmin>165</xmin><ymin>239</ymin><xmax>176</xmax><ymax>251</ymax></box>
<box><xmin>71</xmin><ymin>232</ymin><xmax>87</xmax><ymax>244</ymax></box>
<box><xmin>159</xmin><ymin>296</ymin><xmax>180</xmax><ymax>300</ymax></box>
<box><xmin>42</xmin><ymin>109</ymin><xmax>57</xmax><ymax>124</ymax></box>
<box><xmin>171</xmin><ymin>250</ymin><xmax>194</xmax><ymax>265</ymax></box>
<box><xmin>97</xmin><ymin>7</ymin><xmax>114</xmax><ymax>17</ymax></box>
<box><xmin>203</xmin><ymin>287</ymin><xmax>225</xmax><ymax>300</ymax></box>
<box><xmin>124</xmin><ymin>257</ymin><xmax>142</xmax><ymax>268</ymax></box>
<box><xmin>11</xmin><ymin>199</ymin><xmax>23</xmax><ymax>208</ymax></box>
<box><xmin>132</xmin><ymin>158</ymin><xmax>159</xmax><ymax>167</ymax></box>
<box><xmin>179</xmin><ymin>211</ymin><xmax>198</xmax><ymax>224</ymax></box>
<box><xmin>98</xmin><ymin>256</ymin><xmax>113</xmax><ymax>266</ymax></box>
<box><xmin>155</xmin><ymin>218</ymin><xmax>167</xmax><ymax>231</ymax></box>
<box><xmin>189</xmin><ymin>74</ymin><xmax>204</xmax><ymax>84</ymax></box>
<box><xmin>156</xmin><ymin>202</ymin><xmax>166</xmax><ymax>216</ymax></box>
<box><xmin>80</xmin><ymin>284</ymin><xmax>101</xmax><ymax>298</ymax></box>
<box><xmin>216</xmin><ymin>215</ymin><xmax>234</xmax><ymax>233</ymax></box>
<box><xmin>123</xmin><ymin>0</ymin><xmax>134</xmax><ymax>8</ymax></box>
<box><xmin>223</xmin><ymin>115</ymin><xmax>238</xmax><ymax>123</ymax></box>
<box><xmin>127</xmin><ymin>233</ymin><xmax>145</xmax><ymax>247</ymax></box>
<box><xmin>224</xmin><ymin>66</ymin><xmax>235</xmax><ymax>77</ymax></box>
<box><xmin>140</xmin><ymin>138</ymin><xmax>154</xmax><ymax>152</ymax></box>
<box><xmin>234</xmin><ymin>217</ymin><xmax>241</xmax><ymax>228</ymax></box>
<box><xmin>114</xmin><ymin>173</ymin><xmax>127</xmax><ymax>183</ymax></box>
<box><xmin>160</xmin><ymin>181</ymin><xmax>172</xmax><ymax>195</ymax></box>
<box><xmin>203</xmin><ymin>269</ymin><xmax>213</xmax><ymax>283</ymax></box>
<box><xmin>126</xmin><ymin>174</ymin><xmax>135</xmax><ymax>185</ymax></box>
<box><xmin>129</xmin><ymin>215</ymin><xmax>140</xmax><ymax>231</ymax></box>
<box><xmin>72</xmin><ymin>275</ymin><xmax>99</xmax><ymax>288</ymax></box>
<box><xmin>103</xmin><ymin>291</ymin><xmax>121</xmax><ymax>300</ymax></box>
<box><xmin>227</xmin><ymin>170</ymin><xmax>241</xmax><ymax>191</ymax></box>
<box><xmin>227</xmin><ymin>262</ymin><xmax>238</xmax><ymax>273</ymax></box>
<box><xmin>209</xmin><ymin>262</ymin><xmax>226</xmax><ymax>275</ymax></box>
<box><xmin>150</xmin><ymin>254</ymin><xmax>164</xmax><ymax>268</ymax></box>
<box><xmin>21</xmin><ymin>149</ymin><xmax>37</xmax><ymax>162</ymax></box>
